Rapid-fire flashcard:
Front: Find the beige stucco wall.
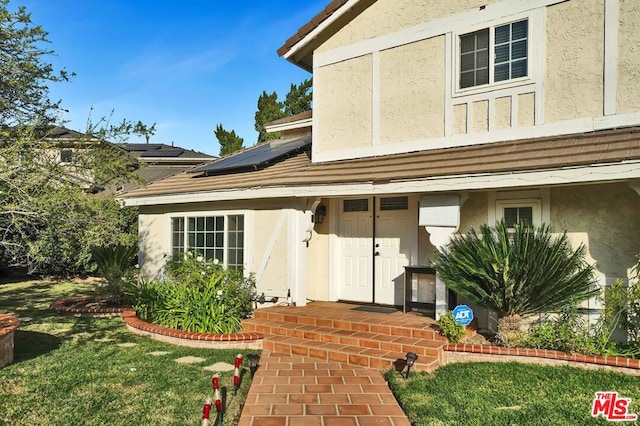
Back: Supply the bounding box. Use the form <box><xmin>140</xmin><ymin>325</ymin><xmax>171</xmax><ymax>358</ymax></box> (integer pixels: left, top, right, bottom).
<box><xmin>518</xmin><ymin>93</ymin><xmax>535</xmax><ymax>128</ymax></box>
<box><xmin>545</xmin><ymin>0</ymin><xmax>604</xmax><ymax>123</ymax></box>
<box><xmin>551</xmin><ymin>183</ymin><xmax>640</xmax><ymax>282</ymax></box>
<box><xmin>252</xmin><ymin>209</ymin><xmax>289</xmax><ymax>298</ymax></box>
<box><xmin>459</xmin><ymin>192</ymin><xmax>489</xmax><ymax>232</ymax></box>
<box><xmin>307</xmin><ymin>209</ymin><xmax>330</xmax><ymax>302</ymax></box>
<box><xmin>472</xmin><ymin>100</ymin><xmax>489</xmax><ymax>133</ymax></box>
<box><xmin>494</xmin><ymin>97</ymin><xmax>511</xmax><ymax>130</ymax></box>
<box><xmin>379</xmin><ymin>37</ymin><xmax>445</xmax><ymax>144</ymax></box>
<box><xmin>453</xmin><ymin>104</ymin><xmax>467</xmax><ymax>135</ymax></box>
<box><xmin>138</xmin><ymin>211</ymin><xmax>166</xmax><ymax>280</ymax></box>
<box><xmin>314</xmin><ymin>55</ymin><xmax>373</xmax><ymax>153</ymax></box>
<box><xmin>316</xmin><ymin>0</ymin><xmax>498</xmax><ymax>53</ymax></box>
<box><xmin>618</xmin><ymin>0</ymin><xmax>640</xmax><ymax>114</ymax></box>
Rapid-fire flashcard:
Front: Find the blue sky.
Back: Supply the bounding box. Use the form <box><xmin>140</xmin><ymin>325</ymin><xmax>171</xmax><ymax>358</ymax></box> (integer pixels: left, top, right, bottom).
<box><xmin>19</xmin><ymin>1</ymin><xmax>324</xmax><ymax>155</ymax></box>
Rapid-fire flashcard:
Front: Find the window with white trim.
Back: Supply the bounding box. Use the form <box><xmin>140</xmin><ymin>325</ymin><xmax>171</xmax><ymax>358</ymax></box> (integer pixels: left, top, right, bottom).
<box><xmin>171</xmin><ymin>214</ymin><xmax>245</xmax><ymax>270</ymax></box>
<box><xmin>459</xmin><ymin>19</ymin><xmax>528</xmax><ymax>90</ymax></box>
<box><xmin>495</xmin><ymin>199</ymin><xmax>540</xmax><ymax>229</ymax></box>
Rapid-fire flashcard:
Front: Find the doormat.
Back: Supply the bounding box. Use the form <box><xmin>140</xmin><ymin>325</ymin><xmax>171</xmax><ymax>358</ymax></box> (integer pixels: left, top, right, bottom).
<box><xmin>351</xmin><ymin>306</ymin><xmax>399</xmax><ymax>314</ymax></box>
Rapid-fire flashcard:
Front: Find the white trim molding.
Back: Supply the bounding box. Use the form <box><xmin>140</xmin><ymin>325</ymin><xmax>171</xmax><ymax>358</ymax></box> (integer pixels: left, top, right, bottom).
<box><xmin>264</xmin><ymin>118</ymin><xmax>312</xmax><ymax>134</ymax></box>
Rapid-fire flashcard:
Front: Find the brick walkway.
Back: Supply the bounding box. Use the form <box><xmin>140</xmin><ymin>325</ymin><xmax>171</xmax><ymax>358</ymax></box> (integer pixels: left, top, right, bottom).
<box><xmin>238</xmin><ymin>351</ymin><xmax>411</xmax><ymax>426</ymax></box>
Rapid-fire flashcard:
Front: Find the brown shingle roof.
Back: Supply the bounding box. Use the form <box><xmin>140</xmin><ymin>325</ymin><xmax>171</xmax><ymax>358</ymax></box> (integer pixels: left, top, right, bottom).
<box><xmin>266</xmin><ymin>110</ymin><xmax>313</xmax><ymax>127</ymax></box>
<box><xmin>277</xmin><ymin>0</ymin><xmax>349</xmax><ymax>57</ymax></box>
<box><xmin>120</xmin><ymin>127</ymin><xmax>640</xmax><ymax>200</ymax></box>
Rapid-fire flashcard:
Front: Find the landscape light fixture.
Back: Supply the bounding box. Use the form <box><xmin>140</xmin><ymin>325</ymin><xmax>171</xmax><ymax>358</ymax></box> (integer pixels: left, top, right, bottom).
<box><xmin>247</xmin><ymin>353</ymin><xmax>261</xmax><ymax>378</ymax></box>
<box><xmin>404</xmin><ymin>352</ymin><xmax>418</xmax><ymax>378</ymax></box>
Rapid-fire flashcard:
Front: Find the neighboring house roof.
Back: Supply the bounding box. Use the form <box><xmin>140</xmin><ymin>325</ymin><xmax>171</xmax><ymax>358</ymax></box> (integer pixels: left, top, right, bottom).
<box><xmin>119</xmin><ymin>143</ymin><xmax>214</xmax><ymax>162</ymax></box>
<box><xmin>277</xmin><ymin>0</ymin><xmax>375</xmax><ymax>70</ymax></box>
<box><xmin>266</xmin><ymin>110</ymin><xmax>313</xmax><ymax>127</ymax></box>
<box><xmin>120</xmin><ymin>127</ymin><xmax>640</xmax><ymax>202</ymax></box>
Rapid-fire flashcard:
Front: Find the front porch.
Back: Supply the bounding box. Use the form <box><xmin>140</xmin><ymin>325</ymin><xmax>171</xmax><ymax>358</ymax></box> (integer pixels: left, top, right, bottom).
<box><xmin>242</xmin><ymin>301</ymin><xmax>447</xmax><ymax>372</ymax></box>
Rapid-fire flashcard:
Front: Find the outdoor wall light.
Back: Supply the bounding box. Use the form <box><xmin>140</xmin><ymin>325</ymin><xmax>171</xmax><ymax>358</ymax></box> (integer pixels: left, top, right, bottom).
<box><xmin>247</xmin><ymin>353</ymin><xmax>261</xmax><ymax>378</ymax></box>
<box><xmin>404</xmin><ymin>352</ymin><xmax>418</xmax><ymax>378</ymax></box>
<box><xmin>314</xmin><ymin>204</ymin><xmax>327</xmax><ymax>224</ymax></box>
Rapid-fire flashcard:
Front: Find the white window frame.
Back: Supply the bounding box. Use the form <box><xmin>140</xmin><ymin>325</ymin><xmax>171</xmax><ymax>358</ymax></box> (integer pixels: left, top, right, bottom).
<box><xmin>166</xmin><ymin>210</ymin><xmax>249</xmax><ymax>271</ymax></box>
<box><xmin>495</xmin><ymin>199</ymin><xmax>542</xmax><ymax>228</ymax></box>
<box><xmin>453</xmin><ymin>12</ymin><xmax>534</xmax><ymax>97</ymax></box>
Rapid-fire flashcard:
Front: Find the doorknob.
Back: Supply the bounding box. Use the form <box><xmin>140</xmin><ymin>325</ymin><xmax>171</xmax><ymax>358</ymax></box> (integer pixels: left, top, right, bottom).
<box><xmin>375</xmin><ymin>251</ymin><xmax>380</xmax><ymax>256</ymax></box>
<box><xmin>375</xmin><ymin>243</ymin><xmax>380</xmax><ymax>247</ymax></box>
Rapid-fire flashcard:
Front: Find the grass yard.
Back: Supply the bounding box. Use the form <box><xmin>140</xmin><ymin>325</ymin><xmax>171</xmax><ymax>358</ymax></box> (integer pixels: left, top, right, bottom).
<box><xmin>0</xmin><ymin>278</ymin><xmax>254</xmax><ymax>425</ymax></box>
<box><xmin>387</xmin><ymin>362</ymin><xmax>640</xmax><ymax>425</ymax></box>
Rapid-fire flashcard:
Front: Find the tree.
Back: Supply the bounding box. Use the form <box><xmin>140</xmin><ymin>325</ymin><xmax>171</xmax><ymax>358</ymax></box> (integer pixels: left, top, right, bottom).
<box><xmin>284</xmin><ymin>78</ymin><xmax>312</xmax><ymax>116</ymax></box>
<box><xmin>254</xmin><ymin>91</ymin><xmax>285</xmax><ymax>143</ymax></box>
<box><xmin>0</xmin><ymin>125</ymin><xmax>142</xmax><ymax>274</ymax></box>
<box><xmin>0</xmin><ymin>0</ymin><xmax>72</xmax><ymax>125</ymax></box>
<box><xmin>0</xmin><ymin>2</ymin><xmax>142</xmax><ymax>274</ymax></box>
<box><xmin>214</xmin><ymin>123</ymin><xmax>244</xmax><ymax>156</ymax></box>
<box><xmin>133</xmin><ymin>121</ymin><xmax>156</xmax><ymax>143</ymax></box>
<box><xmin>434</xmin><ymin>221</ymin><xmax>598</xmax><ymax>318</ymax></box>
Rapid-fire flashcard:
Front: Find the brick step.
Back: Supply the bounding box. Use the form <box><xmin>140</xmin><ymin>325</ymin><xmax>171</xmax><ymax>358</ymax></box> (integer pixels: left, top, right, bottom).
<box><xmin>251</xmin><ymin>308</ymin><xmax>447</xmax><ymax>342</ymax></box>
<box><xmin>242</xmin><ymin>318</ymin><xmax>444</xmax><ymax>359</ymax></box>
<box><xmin>262</xmin><ymin>335</ymin><xmax>440</xmax><ymax>372</ymax></box>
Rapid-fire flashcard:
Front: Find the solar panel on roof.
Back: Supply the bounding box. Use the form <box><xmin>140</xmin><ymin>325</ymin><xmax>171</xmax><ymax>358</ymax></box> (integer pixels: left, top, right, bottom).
<box><xmin>140</xmin><ymin>149</ymin><xmax>184</xmax><ymax>158</ymax></box>
<box><xmin>190</xmin><ymin>135</ymin><xmax>310</xmax><ymax>175</ymax></box>
<box><xmin>124</xmin><ymin>143</ymin><xmax>164</xmax><ymax>151</ymax></box>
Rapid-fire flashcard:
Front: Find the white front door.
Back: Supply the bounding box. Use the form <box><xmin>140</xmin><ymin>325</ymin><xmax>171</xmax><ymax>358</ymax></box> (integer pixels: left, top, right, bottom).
<box><xmin>375</xmin><ymin>197</ymin><xmax>414</xmax><ymax>305</ymax></box>
<box><xmin>338</xmin><ymin>197</ymin><xmax>415</xmax><ymax>305</ymax></box>
<box><xmin>338</xmin><ymin>199</ymin><xmax>373</xmax><ymax>302</ymax></box>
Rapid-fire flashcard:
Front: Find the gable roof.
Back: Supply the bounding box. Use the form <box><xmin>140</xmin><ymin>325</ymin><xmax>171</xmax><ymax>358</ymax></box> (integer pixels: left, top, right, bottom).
<box><xmin>120</xmin><ymin>127</ymin><xmax>640</xmax><ymax>204</ymax></box>
<box><xmin>277</xmin><ymin>0</ymin><xmax>375</xmax><ymax>71</ymax></box>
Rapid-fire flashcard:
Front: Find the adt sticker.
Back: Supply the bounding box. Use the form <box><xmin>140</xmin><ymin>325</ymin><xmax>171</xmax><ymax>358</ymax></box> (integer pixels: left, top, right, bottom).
<box><xmin>452</xmin><ymin>305</ymin><xmax>474</xmax><ymax>326</ymax></box>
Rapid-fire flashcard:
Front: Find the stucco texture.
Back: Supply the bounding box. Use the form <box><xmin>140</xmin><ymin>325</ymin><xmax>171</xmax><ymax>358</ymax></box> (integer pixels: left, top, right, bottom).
<box><xmin>551</xmin><ymin>183</ymin><xmax>640</xmax><ymax>281</ymax></box>
<box><xmin>315</xmin><ymin>55</ymin><xmax>373</xmax><ymax>154</ymax></box>
<box><xmin>379</xmin><ymin>37</ymin><xmax>445</xmax><ymax>144</ymax></box>
<box><xmin>545</xmin><ymin>0</ymin><xmax>604</xmax><ymax>123</ymax></box>
<box><xmin>317</xmin><ymin>0</ymin><xmax>498</xmax><ymax>53</ymax></box>
<box><xmin>618</xmin><ymin>0</ymin><xmax>640</xmax><ymax>114</ymax></box>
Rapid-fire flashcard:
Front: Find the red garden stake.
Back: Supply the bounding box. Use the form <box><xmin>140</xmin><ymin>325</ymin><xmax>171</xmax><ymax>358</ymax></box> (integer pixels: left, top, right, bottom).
<box><xmin>212</xmin><ymin>374</ymin><xmax>222</xmax><ymax>426</ymax></box>
<box><xmin>233</xmin><ymin>354</ymin><xmax>243</xmax><ymax>395</ymax></box>
<box><xmin>201</xmin><ymin>398</ymin><xmax>212</xmax><ymax>426</ymax></box>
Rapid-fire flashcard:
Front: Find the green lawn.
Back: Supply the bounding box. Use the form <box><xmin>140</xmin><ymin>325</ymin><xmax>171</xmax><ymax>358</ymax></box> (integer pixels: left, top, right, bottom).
<box><xmin>0</xmin><ymin>278</ymin><xmax>254</xmax><ymax>425</ymax></box>
<box><xmin>386</xmin><ymin>362</ymin><xmax>640</xmax><ymax>426</ymax></box>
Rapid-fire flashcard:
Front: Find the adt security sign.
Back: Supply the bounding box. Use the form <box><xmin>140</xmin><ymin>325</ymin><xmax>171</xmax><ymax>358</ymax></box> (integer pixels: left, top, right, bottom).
<box><xmin>452</xmin><ymin>305</ymin><xmax>474</xmax><ymax>326</ymax></box>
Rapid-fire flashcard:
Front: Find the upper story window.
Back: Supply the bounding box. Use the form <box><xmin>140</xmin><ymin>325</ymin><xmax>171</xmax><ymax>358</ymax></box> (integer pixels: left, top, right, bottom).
<box><xmin>459</xmin><ymin>19</ymin><xmax>528</xmax><ymax>90</ymax></box>
<box><xmin>59</xmin><ymin>149</ymin><xmax>74</xmax><ymax>163</ymax></box>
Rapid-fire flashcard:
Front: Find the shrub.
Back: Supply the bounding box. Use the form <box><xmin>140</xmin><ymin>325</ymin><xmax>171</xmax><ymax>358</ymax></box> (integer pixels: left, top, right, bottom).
<box><xmin>434</xmin><ymin>221</ymin><xmax>598</xmax><ymax>318</ymax></box>
<box><xmin>524</xmin><ymin>304</ymin><xmax>598</xmax><ymax>355</ymax></box>
<box><xmin>436</xmin><ymin>311</ymin><xmax>467</xmax><ymax>344</ymax></box>
<box><xmin>493</xmin><ymin>314</ymin><xmax>526</xmax><ymax>347</ymax></box>
<box><xmin>125</xmin><ymin>253</ymin><xmax>255</xmax><ymax>334</ymax></box>
<box><xmin>92</xmin><ymin>244</ymin><xmax>138</xmax><ymax>304</ymax></box>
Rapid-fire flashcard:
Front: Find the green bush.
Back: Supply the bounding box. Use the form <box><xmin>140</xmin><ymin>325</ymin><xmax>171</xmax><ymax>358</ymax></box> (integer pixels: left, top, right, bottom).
<box><xmin>436</xmin><ymin>311</ymin><xmax>467</xmax><ymax>344</ymax></box>
<box><xmin>523</xmin><ymin>304</ymin><xmax>599</xmax><ymax>355</ymax></box>
<box><xmin>92</xmin><ymin>244</ymin><xmax>138</xmax><ymax>303</ymax></box>
<box><xmin>125</xmin><ymin>252</ymin><xmax>255</xmax><ymax>334</ymax></box>
<box><xmin>434</xmin><ymin>221</ymin><xmax>598</xmax><ymax>318</ymax></box>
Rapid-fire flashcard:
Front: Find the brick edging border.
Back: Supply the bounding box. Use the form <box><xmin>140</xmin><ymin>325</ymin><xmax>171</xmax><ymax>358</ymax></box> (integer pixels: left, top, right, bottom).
<box><xmin>445</xmin><ymin>344</ymin><xmax>640</xmax><ymax>370</ymax></box>
<box><xmin>50</xmin><ymin>296</ymin><xmax>127</xmax><ymax>316</ymax></box>
<box><xmin>122</xmin><ymin>309</ymin><xmax>264</xmax><ymax>343</ymax></box>
<box><xmin>0</xmin><ymin>314</ymin><xmax>19</xmax><ymax>338</ymax></box>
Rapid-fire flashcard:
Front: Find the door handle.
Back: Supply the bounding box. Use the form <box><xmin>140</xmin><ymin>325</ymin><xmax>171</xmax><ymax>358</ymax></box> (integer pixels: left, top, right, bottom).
<box><xmin>375</xmin><ymin>251</ymin><xmax>380</xmax><ymax>256</ymax></box>
<box><xmin>375</xmin><ymin>243</ymin><xmax>380</xmax><ymax>247</ymax></box>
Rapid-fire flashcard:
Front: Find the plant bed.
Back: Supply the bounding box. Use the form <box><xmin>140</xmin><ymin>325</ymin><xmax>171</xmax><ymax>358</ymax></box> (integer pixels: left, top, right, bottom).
<box><xmin>122</xmin><ymin>309</ymin><xmax>263</xmax><ymax>349</ymax></box>
<box><xmin>0</xmin><ymin>314</ymin><xmax>19</xmax><ymax>368</ymax></box>
<box><xmin>50</xmin><ymin>296</ymin><xmax>129</xmax><ymax>317</ymax></box>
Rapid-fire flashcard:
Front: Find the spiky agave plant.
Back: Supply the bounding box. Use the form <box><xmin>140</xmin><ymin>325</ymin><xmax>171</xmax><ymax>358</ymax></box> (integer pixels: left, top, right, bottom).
<box><xmin>434</xmin><ymin>221</ymin><xmax>598</xmax><ymax>318</ymax></box>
